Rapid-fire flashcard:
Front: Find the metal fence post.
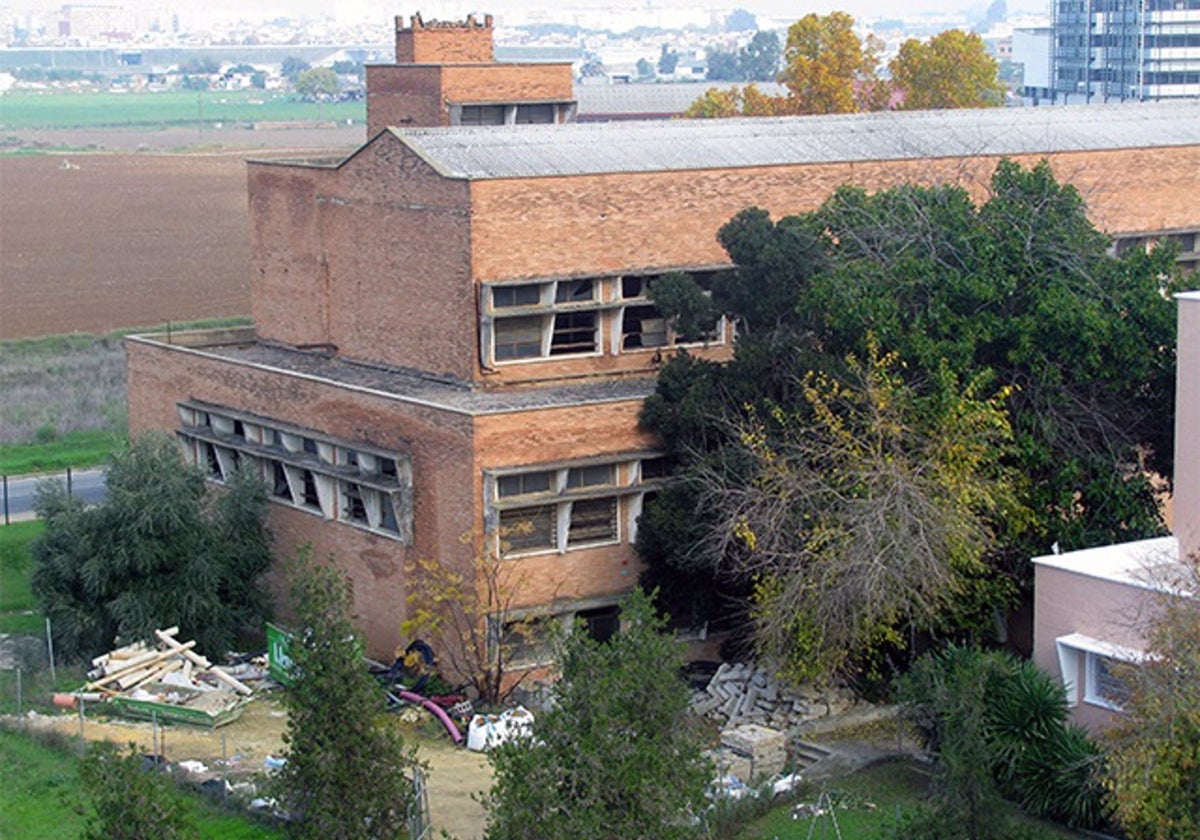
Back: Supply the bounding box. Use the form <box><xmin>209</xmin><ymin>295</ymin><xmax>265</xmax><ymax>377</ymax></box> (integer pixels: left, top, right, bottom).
<box><xmin>46</xmin><ymin>617</ymin><xmax>56</xmax><ymax>684</ymax></box>
<box><xmin>66</xmin><ymin>466</ymin><xmax>73</xmax><ymax>498</ymax></box>
<box><xmin>3</xmin><ymin>474</ymin><xmax>9</xmax><ymax>525</ymax></box>
<box><xmin>15</xmin><ymin>668</ymin><xmax>21</xmax><ymax>717</ymax></box>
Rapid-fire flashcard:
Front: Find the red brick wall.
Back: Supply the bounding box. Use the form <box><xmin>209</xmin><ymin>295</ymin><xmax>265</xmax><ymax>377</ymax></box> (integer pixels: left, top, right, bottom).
<box><xmin>439</xmin><ymin>64</ymin><xmax>573</xmax><ymax>106</ymax></box>
<box><xmin>251</xmin><ymin>134</ymin><xmax>478</xmax><ymax>380</ymax></box>
<box><xmin>394</xmin><ymin>15</ymin><xmax>494</xmax><ymax>64</ymax></box>
<box><xmin>468</xmin><ymin>146</ymin><xmax>1200</xmax><ymax>281</ymax></box>
<box><xmin>366</xmin><ymin>64</ymin><xmax>574</xmax><ymax>135</ymax></box>
<box><xmin>125</xmin><ymin>336</ymin><xmax>478</xmax><ymax>659</ymax></box>
<box><xmin>249</xmin><ymin>162</ymin><xmax>335</xmax><ymax>348</ymax></box>
<box><xmin>472</xmin><ymin>400</ymin><xmax>658</xmax><ymax>610</ymax></box>
<box><xmin>365</xmin><ymin>65</ymin><xmax>444</xmax><ymax>134</ymax></box>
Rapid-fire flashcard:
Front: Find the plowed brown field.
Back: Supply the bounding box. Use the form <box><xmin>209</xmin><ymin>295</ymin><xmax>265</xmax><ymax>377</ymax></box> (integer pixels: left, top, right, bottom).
<box><xmin>1</xmin><ymin>127</ymin><xmax>361</xmax><ymax>341</ymax></box>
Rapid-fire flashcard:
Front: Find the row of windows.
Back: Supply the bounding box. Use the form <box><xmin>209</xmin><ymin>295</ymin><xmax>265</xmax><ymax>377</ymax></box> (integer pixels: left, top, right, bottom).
<box><xmin>177</xmin><ymin>403</ymin><xmax>413</xmax><ymax>543</ymax></box>
<box><xmin>481</xmin><ymin>270</ymin><xmax>729</xmax><ymax>365</ymax></box>
<box><xmin>453</xmin><ymin>102</ymin><xmax>573</xmax><ymax>126</ymax></box>
<box><xmin>487</xmin><ymin>455</ymin><xmax>669</xmax><ymax>558</ymax></box>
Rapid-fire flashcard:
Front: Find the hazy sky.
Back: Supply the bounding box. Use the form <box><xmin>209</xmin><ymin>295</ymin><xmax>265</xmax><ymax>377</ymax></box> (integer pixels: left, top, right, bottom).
<box><xmin>7</xmin><ymin>1</ymin><xmax>1030</xmax><ymax>23</ymax></box>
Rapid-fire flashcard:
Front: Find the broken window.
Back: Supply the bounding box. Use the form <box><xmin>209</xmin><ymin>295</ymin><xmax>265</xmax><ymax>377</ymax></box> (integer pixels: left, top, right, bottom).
<box><xmin>567</xmin><ymin>464</ymin><xmax>613</xmax><ymax>489</ymax></box>
<box><xmin>620</xmin><ymin>305</ymin><xmax>668</xmax><ymax>350</ymax></box>
<box><xmin>490</xmin><ymin>454</ymin><xmax>666</xmax><ymax>557</ymax></box>
<box><xmin>178</xmin><ymin>401</ymin><xmax>413</xmax><ymax>543</ymax></box>
<box><xmin>500</xmin><ymin>616</ymin><xmax>556</xmax><ymax>666</ymax></box>
<box><xmin>567</xmin><ymin>498</ymin><xmax>618</xmax><ymax>547</ymax></box>
<box><xmin>578</xmin><ymin>605</ymin><xmax>621</xmax><ymax>644</ymax></box>
<box><xmin>500</xmin><ymin>506</ymin><xmax>557</xmax><ymax>553</ymax></box>
<box><xmin>460</xmin><ymin>104</ymin><xmax>507</xmax><ymax>125</ymax></box>
<box><xmin>549</xmin><ymin>311</ymin><xmax>596</xmax><ymax>355</ymax></box>
<box><xmin>515</xmin><ymin>103</ymin><xmax>556</xmax><ymax>124</ymax></box>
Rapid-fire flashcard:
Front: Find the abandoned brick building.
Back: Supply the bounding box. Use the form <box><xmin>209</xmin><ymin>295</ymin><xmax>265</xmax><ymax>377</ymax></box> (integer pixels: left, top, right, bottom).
<box><xmin>126</xmin><ymin>14</ymin><xmax>1200</xmax><ymax>667</ymax></box>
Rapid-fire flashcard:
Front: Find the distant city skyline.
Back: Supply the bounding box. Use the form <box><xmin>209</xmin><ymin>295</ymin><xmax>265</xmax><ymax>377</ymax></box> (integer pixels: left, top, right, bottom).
<box><xmin>6</xmin><ymin>0</ymin><xmax>1047</xmax><ymax>25</ymax></box>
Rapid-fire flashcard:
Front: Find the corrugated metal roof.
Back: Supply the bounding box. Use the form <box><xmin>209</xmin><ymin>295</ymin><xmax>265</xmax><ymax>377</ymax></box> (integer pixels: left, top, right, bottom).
<box><xmin>389</xmin><ymin>100</ymin><xmax>1200</xmax><ymax>180</ymax></box>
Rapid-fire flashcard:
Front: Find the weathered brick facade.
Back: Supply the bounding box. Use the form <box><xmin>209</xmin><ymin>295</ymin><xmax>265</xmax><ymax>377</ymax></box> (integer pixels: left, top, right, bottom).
<box><xmin>126</xmin><ymin>15</ymin><xmax>1200</xmax><ymax>663</ymax></box>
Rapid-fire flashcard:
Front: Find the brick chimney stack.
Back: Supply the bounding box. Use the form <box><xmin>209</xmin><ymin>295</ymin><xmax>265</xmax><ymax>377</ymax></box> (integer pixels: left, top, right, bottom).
<box><xmin>394</xmin><ymin>12</ymin><xmax>495</xmax><ymax>64</ymax></box>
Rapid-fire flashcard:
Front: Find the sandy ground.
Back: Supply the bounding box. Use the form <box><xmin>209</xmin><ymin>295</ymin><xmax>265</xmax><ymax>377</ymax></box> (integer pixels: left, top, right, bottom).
<box><xmin>28</xmin><ymin>695</ymin><xmax>492</xmax><ymax>840</ymax></box>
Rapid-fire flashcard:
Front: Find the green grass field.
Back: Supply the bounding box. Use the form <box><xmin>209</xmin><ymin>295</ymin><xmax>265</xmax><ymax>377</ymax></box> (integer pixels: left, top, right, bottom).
<box><xmin>740</xmin><ymin>759</ymin><xmax>1087</xmax><ymax>839</ymax></box>
<box><xmin>0</xmin><ymin>727</ymin><xmax>285</xmax><ymax>839</ymax></box>
<box><xmin>0</xmin><ymin>520</ymin><xmax>43</xmax><ymax>635</ymax></box>
<box><xmin>0</xmin><ymin>90</ymin><xmax>364</xmax><ymax>130</ymax></box>
<box><xmin>0</xmin><ymin>430</ymin><xmax>122</xmax><ymax>475</ymax></box>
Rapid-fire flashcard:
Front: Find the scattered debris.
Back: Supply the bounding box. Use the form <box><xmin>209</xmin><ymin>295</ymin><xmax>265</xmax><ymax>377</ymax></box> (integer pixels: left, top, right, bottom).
<box><xmin>75</xmin><ymin>626</ymin><xmax>255</xmax><ymax>727</ymax></box>
<box><xmin>466</xmin><ymin>706</ymin><xmax>535</xmax><ymax>752</ymax></box>
<box><xmin>689</xmin><ymin>662</ymin><xmax>859</xmax><ymax>730</ymax></box>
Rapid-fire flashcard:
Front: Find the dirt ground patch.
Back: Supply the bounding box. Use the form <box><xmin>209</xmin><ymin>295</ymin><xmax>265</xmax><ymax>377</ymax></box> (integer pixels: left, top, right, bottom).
<box><xmin>1</xmin><ymin>125</ymin><xmax>361</xmax><ymax>341</ymax></box>
<box><xmin>29</xmin><ymin>695</ymin><xmax>492</xmax><ymax>839</ymax></box>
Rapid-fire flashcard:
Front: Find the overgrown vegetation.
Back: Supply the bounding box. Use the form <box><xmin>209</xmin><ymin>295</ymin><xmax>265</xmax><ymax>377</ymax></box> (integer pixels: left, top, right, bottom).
<box><xmin>402</xmin><ymin>527</ymin><xmax>559</xmax><ymax>706</ymax></box>
<box><xmin>0</xmin><ymin>726</ymin><xmax>284</xmax><ymax>839</ymax></box>
<box><xmin>276</xmin><ymin>551</ymin><xmax>420</xmax><ymax>840</ymax></box>
<box><xmin>0</xmin><ymin>318</ymin><xmax>250</xmax><ymax>453</ymax></box>
<box><xmin>482</xmin><ymin>589</ymin><xmax>712</xmax><ymax>840</ymax></box>
<box><xmin>30</xmin><ymin>433</ymin><xmax>273</xmax><ymax>661</ymax></box>
<box><xmin>0</xmin><ymin>520</ymin><xmax>42</xmax><ymax>633</ymax></box>
<box><xmin>896</xmin><ymin>645</ymin><xmax>1110</xmax><ymax>832</ymax></box>
<box><xmin>638</xmin><ymin>160</ymin><xmax>1179</xmax><ymax>681</ymax></box>
<box><xmin>1104</xmin><ymin>560</ymin><xmax>1200</xmax><ymax>840</ymax></box>
<box><xmin>79</xmin><ymin>740</ymin><xmax>200</xmax><ymax>839</ymax></box>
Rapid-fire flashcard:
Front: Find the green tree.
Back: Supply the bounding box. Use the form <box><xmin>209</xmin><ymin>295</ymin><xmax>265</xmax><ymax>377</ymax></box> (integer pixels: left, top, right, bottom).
<box><xmin>739</xmin><ymin>30</ymin><xmax>782</xmax><ymax>82</ymax></box>
<box><xmin>31</xmin><ymin>433</ymin><xmax>272</xmax><ymax>661</ymax></box>
<box><xmin>657</xmin><ymin>43</ymin><xmax>679</xmax><ymax>75</ymax></box>
<box><xmin>689</xmin><ymin>346</ymin><xmax>1018</xmax><ymax>679</ymax></box>
<box><xmin>778</xmin><ymin>12</ymin><xmax>887</xmax><ymax>113</ymax></box>
<box><xmin>897</xmin><ymin>645</ymin><xmax>1110</xmax><ymax>833</ymax></box>
<box><xmin>637</xmin><ymin>160</ymin><xmax>1180</xmax><ymax>678</ymax></box>
<box><xmin>889</xmin><ymin>30</ymin><xmax>1005</xmax><ymax>110</ymax></box>
<box><xmin>281</xmin><ymin>56</ymin><xmax>310</xmax><ymax>83</ymax></box>
<box><xmin>294</xmin><ymin>66</ymin><xmax>341</xmax><ymax>100</ymax></box>
<box><xmin>1104</xmin><ymin>562</ymin><xmax>1200</xmax><ymax>839</ymax></box>
<box><xmin>276</xmin><ymin>551</ymin><xmax>419</xmax><ymax>840</ymax></box>
<box><xmin>482</xmin><ymin>589</ymin><xmax>712</xmax><ymax>840</ymax></box>
<box><xmin>705</xmin><ymin>48</ymin><xmax>741</xmax><ymax>82</ymax></box>
<box><xmin>79</xmin><ymin>741</ymin><xmax>198</xmax><ymax>840</ymax></box>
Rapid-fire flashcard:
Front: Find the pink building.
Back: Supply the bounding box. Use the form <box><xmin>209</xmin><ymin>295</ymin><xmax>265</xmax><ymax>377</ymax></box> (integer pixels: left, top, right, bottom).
<box><xmin>1032</xmin><ymin>290</ymin><xmax>1200</xmax><ymax>730</ymax></box>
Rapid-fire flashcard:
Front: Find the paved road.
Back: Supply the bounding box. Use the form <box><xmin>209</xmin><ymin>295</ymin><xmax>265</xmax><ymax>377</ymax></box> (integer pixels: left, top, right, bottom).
<box><xmin>1</xmin><ymin>469</ymin><xmax>106</xmax><ymax>523</ymax></box>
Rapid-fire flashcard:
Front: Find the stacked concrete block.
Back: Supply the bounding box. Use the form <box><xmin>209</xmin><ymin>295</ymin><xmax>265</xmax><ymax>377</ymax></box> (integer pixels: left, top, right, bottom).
<box><xmin>719</xmin><ymin>723</ymin><xmax>788</xmax><ymax>781</ymax></box>
<box><xmin>690</xmin><ymin>662</ymin><xmax>858</xmax><ymax>730</ymax></box>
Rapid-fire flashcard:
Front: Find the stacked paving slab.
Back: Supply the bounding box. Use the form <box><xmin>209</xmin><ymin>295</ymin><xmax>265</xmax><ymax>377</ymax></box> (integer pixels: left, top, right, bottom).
<box><xmin>691</xmin><ymin>662</ymin><xmax>859</xmax><ymax>730</ymax></box>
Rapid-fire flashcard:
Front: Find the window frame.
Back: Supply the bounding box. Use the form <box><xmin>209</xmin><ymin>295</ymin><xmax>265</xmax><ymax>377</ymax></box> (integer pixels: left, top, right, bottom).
<box><xmin>177</xmin><ymin>401</ymin><xmax>413</xmax><ymax>544</ymax></box>
<box><xmin>486</xmin><ymin>453</ymin><xmax>669</xmax><ymax>558</ymax></box>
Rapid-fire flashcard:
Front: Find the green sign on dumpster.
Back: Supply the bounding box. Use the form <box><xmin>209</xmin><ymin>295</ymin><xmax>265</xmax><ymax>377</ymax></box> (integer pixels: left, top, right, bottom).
<box><xmin>266</xmin><ymin>623</ymin><xmax>295</xmax><ymax>686</ymax></box>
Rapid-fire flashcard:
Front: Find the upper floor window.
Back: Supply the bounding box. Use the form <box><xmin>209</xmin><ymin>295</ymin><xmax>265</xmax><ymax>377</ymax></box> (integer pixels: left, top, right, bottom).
<box><xmin>482</xmin><ymin>269</ymin><xmax>730</xmax><ymax>367</ymax></box>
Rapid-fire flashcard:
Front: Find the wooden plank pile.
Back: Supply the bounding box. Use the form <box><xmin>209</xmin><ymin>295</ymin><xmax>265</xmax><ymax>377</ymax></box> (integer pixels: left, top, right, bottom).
<box><xmin>80</xmin><ymin>627</ymin><xmax>253</xmax><ymax>727</ymax></box>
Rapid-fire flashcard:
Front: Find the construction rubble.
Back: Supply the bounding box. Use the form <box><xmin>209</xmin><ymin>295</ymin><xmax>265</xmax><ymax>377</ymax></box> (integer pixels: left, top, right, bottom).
<box><xmin>689</xmin><ymin>662</ymin><xmax>859</xmax><ymax>731</ymax></box>
<box><xmin>66</xmin><ymin>627</ymin><xmax>259</xmax><ymax>727</ymax></box>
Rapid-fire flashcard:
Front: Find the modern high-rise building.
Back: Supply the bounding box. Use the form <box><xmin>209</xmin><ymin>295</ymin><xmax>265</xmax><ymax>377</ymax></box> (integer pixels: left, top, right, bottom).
<box><xmin>1054</xmin><ymin>0</ymin><xmax>1200</xmax><ymax>101</ymax></box>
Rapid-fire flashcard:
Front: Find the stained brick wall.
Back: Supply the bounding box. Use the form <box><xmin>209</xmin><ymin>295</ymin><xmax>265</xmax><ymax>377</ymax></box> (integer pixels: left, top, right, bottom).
<box><xmin>472</xmin><ymin>400</ymin><xmax>658</xmax><ymax>610</ymax></box>
<box><xmin>366</xmin><ymin>64</ymin><xmax>574</xmax><ymax>135</ymax></box>
<box><xmin>468</xmin><ymin>146</ymin><xmax>1200</xmax><ymax>283</ymax></box>
<box><xmin>365</xmin><ymin>65</ymin><xmax>445</xmax><ymax>132</ymax></box>
<box><xmin>394</xmin><ymin>14</ymin><xmax>494</xmax><ymax>64</ymax></box>
<box><xmin>251</xmin><ymin>135</ymin><xmax>477</xmax><ymax>381</ymax></box>
<box><xmin>125</xmin><ymin>336</ymin><xmax>478</xmax><ymax>659</ymax></box>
